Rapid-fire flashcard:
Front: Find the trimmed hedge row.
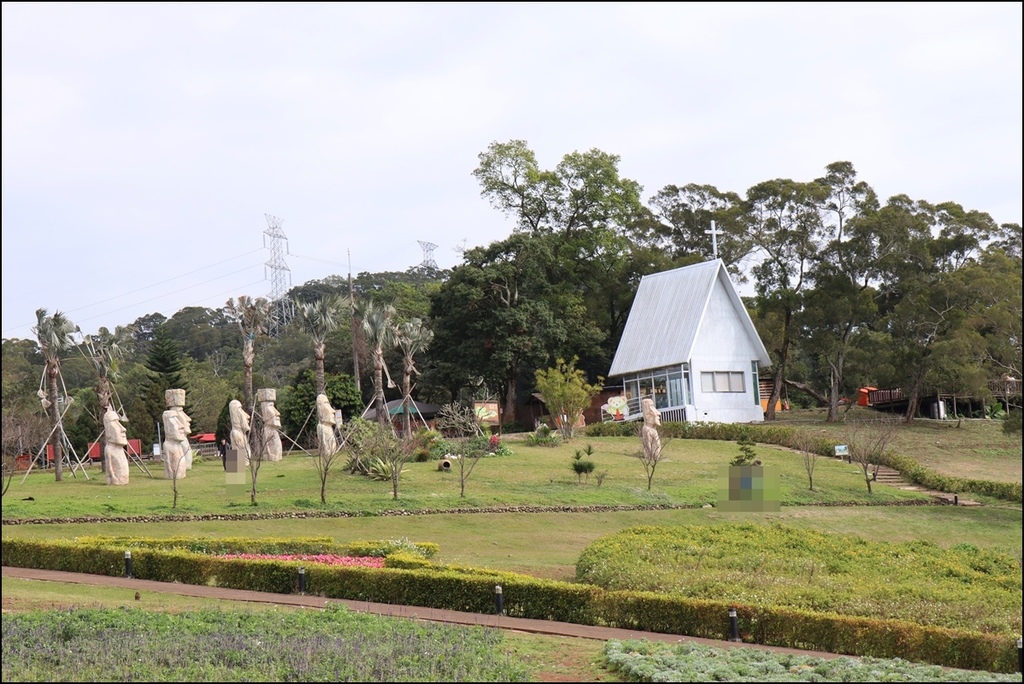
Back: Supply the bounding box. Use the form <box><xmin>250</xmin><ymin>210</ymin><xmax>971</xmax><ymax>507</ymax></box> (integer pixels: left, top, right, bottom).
<box><xmin>584</xmin><ymin>420</ymin><xmax>1023</xmax><ymax>503</ymax></box>
<box><xmin>2</xmin><ymin>537</ymin><xmax>1016</xmax><ymax>673</ymax></box>
<box><xmin>72</xmin><ymin>535</ymin><xmax>440</xmax><ymax>559</ymax></box>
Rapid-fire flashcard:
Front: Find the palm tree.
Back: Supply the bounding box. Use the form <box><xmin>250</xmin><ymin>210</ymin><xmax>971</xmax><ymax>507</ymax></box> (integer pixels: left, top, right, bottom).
<box><xmin>32</xmin><ymin>309</ymin><xmax>78</xmax><ymax>481</ymax></box>
<box><xmin>80</xmin><ymin>325</ymin><xmax>135</xmax><ymax>476</ymax></box>
<box><xmin>295</xmin><ymin>296</ymin><xmax>345</xmax><ymax>396</ymax></box>
<box><xmin>395</xmin><ymin>318</ymin><xmax>433</xmax><ymax>438</ymax></box>
<box><xmin>81</xmin><ymin>325</ymin><xmax>135</xmax><ymax>416</ymax></box>
<box><xmin>225</xmin><ymin>296</ymin><xmax>275</xmax><ymax>412</ymax></box>
<box><xmin>360</xmin><ymin>299</ymin><xmax>396</xmax><ymax>428</ymax></box>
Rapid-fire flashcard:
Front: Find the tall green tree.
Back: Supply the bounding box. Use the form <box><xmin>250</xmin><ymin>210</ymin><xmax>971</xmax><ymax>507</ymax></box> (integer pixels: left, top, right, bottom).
<box><xmin>472</xmin><ymin>140</ymin><xmax>654</xmax><ymax>378</ymax></box>
<box><xmin>647</xmin><ymin>183</ymin><xmax>751</xmax><ymax>271</ymax></box>
<box><xmin>142</xmin><ymin>326</ymin><xmax>189</xmax><ymax>447</ymax></box>
<box><xmin>31</xmin><ymin>309</ymin><xmax>78</xmax><ymax>481</ymax></box>
<box><xmin>534</xmin><ymin>357</ymin><xmax>603</xmax><ymax>441</ymax></box>
<box><xmin>429</xmin><ymin>234</ymin><xmax>568</xmax><ymax>421</ymax></box>
<box><xmin>746</xmin><ymin>178</ymin><xmax>826</xmax><ymax>420</ymax></box>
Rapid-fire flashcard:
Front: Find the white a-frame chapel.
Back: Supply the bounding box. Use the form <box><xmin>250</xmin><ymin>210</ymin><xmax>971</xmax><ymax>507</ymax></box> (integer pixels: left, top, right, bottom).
<box><xmin>606</xmin><ymin>258</ymin><xmax>771</xmax><ymax>424</ymax></box>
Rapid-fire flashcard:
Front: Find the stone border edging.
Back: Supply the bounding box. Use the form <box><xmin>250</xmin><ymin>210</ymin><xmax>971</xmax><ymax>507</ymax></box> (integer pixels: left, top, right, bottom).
<box><xmin>1</xmin><ymin>499</ymin><xmax>942</xmax><ymax>526</ymax></box>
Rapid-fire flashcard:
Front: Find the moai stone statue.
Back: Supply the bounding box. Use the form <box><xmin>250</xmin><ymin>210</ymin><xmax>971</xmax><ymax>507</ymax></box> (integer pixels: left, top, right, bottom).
<box><xmin>258</xmin><ymin>388</ymin><xmax>283</xmax><ymax>462</ymax></box>
<box><xmin>103</xmin><ymin>408</ymin><xmax>130</xmax><ymax>485</ymax></box>
<box><xmin>165</xmin><ymin>389</ymin><xmax>193</xmax><ymax>469</ymax></box>
<box><xmin>640</xmin><ymin>397</ymin><xmax>662</xmax><ymax>460</ymax></box>
<box><xmin>316</xmin><ymin>393</ymin><xmax>338</xmax><ymax>457</ymax></box>
<box><xmin>162</xmin><ymin>409</ymin><xmax>188</xmax><ymax>480</ymax></box>
<box><xmin>229</xmin><ymin>399</ymin><xmax>252</xmax><ymax>466</ymax></box>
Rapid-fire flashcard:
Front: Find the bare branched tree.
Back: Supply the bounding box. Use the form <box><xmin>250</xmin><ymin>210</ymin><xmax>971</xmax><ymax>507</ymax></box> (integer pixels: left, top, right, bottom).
<box><xmin>435</xmin><ymin>402</ymin><xmax>485</xmax><ymax>497</ymax></box>
<box><xmin>313</xmin><ymin>424</ymin><xmax>343</xmax><ymax>505</ymax></box>
<box><xmin>636</xmin><ymin>398</ymin><xmax>671</xmax><ymax>491</ymax></box>
<box><xmin>247</xmin><ymin>400</ymin><xmax>264</xmax><ymax>506</ymax></box>
<box><xmin>346</xmin><ymin>420</ymin><xmax>408</xmax><ymax>500</ymax></box>
<box><xmin>844</xmin><ymin>416</ymin><xmax>901</xmax><ymax>494</ymax></box>
<box><xmin>792</xmin><ymin>428</ymin><xmax>826</xmax><ymax>491</ymax></box>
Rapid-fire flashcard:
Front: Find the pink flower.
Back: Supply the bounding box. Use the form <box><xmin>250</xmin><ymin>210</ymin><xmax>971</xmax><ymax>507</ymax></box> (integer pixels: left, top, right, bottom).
<box><xmin>221</xmin><ymin>553</ymin><xmax>385</xmax><ymax>568</ymax></box>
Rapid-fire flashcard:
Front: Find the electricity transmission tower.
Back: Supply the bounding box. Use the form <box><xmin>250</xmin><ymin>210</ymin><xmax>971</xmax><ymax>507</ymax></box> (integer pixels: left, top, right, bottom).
<box><xmin>417</xmin><ymin>240</ymin><xmax>438</xmax><ymax>270</ymax></box>
<box><xmin>264</xmin><ymin>213</ymin><xmax>293</xmax><ymax>337</ymax></box>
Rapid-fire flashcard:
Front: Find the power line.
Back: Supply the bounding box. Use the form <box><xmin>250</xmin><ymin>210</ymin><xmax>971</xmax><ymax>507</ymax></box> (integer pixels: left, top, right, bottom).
<box><xmin>66</xmin><ymin>264</ymin><xmax>266</xmax><ymax>329</ymax></box>
<box><xmin>289</xmin><ymin>251</ymin><xmax>351</xmax><ymax>269</ymax></box>
<box><xmin>2</xmin><ymin>249</ymin><xmax>266</xmax><ymax>336</ymax></box>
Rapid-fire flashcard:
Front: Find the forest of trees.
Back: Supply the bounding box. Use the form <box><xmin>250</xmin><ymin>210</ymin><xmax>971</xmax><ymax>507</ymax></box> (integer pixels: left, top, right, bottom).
<box><xmin>3</xmin><ymin>140</ymin><xmax>1021</xmax><ymax>464</ymax></box>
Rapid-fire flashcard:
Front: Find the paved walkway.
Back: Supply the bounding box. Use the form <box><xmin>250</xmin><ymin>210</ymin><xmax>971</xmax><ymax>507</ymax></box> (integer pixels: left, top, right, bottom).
<box><xmin>3</xmin><ymin>565</ymin><xmax>846</xmax><ymax>661</ymax></box>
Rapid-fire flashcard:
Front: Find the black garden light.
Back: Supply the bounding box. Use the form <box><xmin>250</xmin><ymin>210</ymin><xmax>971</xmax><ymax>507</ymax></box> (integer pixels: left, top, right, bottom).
<box><xmin>728</xmin><ymin>607</ymin><xmax>741</xmax><ymax>642</ymax></box>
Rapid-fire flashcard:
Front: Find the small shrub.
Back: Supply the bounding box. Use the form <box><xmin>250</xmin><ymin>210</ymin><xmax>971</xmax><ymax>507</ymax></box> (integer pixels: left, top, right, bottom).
<box><xmin>1002</xmin><ymin>410</ymin><xmax>1021</xmax><ymax>435</ymax></box>
<box><xmin>730</xmin><ymin>434</ymin><xmax>758</xmax><ymax>466</ymax></box>
<box><xmin>526</xmin><ymin>424</ymin><xmax>561</xmax><ymax>447</ymax></box>
<box><xmin>571</xmin><ymin>444</ymin><xmax>597</xmax><ymax>484</ymax></box>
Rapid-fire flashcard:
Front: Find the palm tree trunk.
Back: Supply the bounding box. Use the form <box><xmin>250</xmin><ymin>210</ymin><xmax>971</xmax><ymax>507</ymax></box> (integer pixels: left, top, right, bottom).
<box><xmin>97</xmin><ymin>376</ymin><xmax>111</xmax><ymax>477</ymax></box>
<box><xmin>314</xmin><ymin>344</ymin><xmax>326</xmax><ymax>396</ymax></box>
<box><xmin>243</xmin><ymin>340</ymin><xmax>255</xmax><ymax>411</ymax></box>
<box><xmin>373</xmin><ymin>353</ymin><xmax>387</xmax><ymax>427</ymax></box>
<box><xmin>48</xmin><ymin>365</ymin><xmax>63</xmax><ymax>481</ymax></box>
<box><xmin>402</xmin><ymin>370</ymin><xmax>412</xmax><ymax>438</ymax></box>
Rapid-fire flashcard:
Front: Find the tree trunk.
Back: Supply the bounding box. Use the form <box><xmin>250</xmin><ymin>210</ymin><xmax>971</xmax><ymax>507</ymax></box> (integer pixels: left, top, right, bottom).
<box><xmin>402</xmin><ymin>370</ymin><xmax>412</xmax><ymax>439</ymax></box>
<box><xmin>314</xmin><ymin>345</ymin><xmax>326</xmax><ymax>396</ymax></box>
<box><xmin>503</xmin><ymin>378</ymin><xmax>517</xmax><ymax>426</ymax></box>
<box><xmin>785</xmin><ymin>379</ymin><xmax>828</xmax><ymax>407</ymax></box>
<box><xmin>97</xmin><ymin>376</ymin><xmax>111</xmax><ymax>478</ymax></box>
<box><xmin>826</xmin><ymin>357</ymin><xmax>842</xmax><ymax>423</ymax></box>
<box><xmin>904</xmin><ymin>372</ymin><xmax>926</xmax><ymax>423</ymax></box>
<box><xmin>242</xmin><ymin>340</ymin><xmax>255</xmax><ymax>412</ymax></box>
<box><xmin>48</xmin><ymin>365</ymin><xmax>63</xmax><ymax>481</ymax></box>
<box><xmin>765</xmin><ymin>341</ymin><xmax>790</xmax><ymax>421</ymax></box>
<box><xmin>373</xmin><ymin>352</ymin><xmax>387</xmax><ymax>427</ymax></box>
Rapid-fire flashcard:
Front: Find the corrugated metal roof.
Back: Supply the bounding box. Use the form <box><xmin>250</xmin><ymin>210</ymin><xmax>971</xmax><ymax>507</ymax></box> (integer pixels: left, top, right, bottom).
<box><xmin>608</xmin><ymin>259</ymin><xmax>770</xmax><ymax>377</ymax></box>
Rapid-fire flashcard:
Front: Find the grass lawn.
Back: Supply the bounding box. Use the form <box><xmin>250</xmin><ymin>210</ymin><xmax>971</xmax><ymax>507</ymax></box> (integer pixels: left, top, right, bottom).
<box><xmin>2</xmin><ymin>436</ymin><xmax>932</xmax><ymax>521</ymax></box>
<box><xmin>2</xmin><ymin>423</ymin><xmax>1020</xmax><ymax>680</ymax></box>
<box><xmin>774</xmin><ymin>408</ymin><xmax>1022</xmax><ymax>484</ymax></box>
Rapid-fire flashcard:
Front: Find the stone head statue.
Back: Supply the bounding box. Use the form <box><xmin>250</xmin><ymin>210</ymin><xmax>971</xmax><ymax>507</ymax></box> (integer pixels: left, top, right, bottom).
<box><xmin>165</xmin><ymin>388</ymin><xmax>186</xmax><ymax>408</ymax></box>
<box><xmin>165</xmin><ymin>388</ymin><xmax>191</xmax><ymax>436</ymax></box>
<box><xmin>163</xmin><ymin>409</ymin><xmax>186</xmax><ymax>442</ymax></box>
<box><xmin>316</xmin><ymin>393</ymin><xmax>336</xmax><ymax>426</ymax></box>
<box><xmin>229</xmin><ymin>399</ymin><xmax>250</xmax><ymax>432</ymax></box>
<box><xmin>258</xmin><ymin>388</ymin><xmax>282</xmax><ymax>428</ymax></box>
<box><xmin>103</xmin><ymin>408</ymin><xmax>128</xmax><ymax>447</ymax></box>
<box><xmin>641</xmin><ymin>397</ymin><xmax>661</xmax><ymax>428</ymax></box>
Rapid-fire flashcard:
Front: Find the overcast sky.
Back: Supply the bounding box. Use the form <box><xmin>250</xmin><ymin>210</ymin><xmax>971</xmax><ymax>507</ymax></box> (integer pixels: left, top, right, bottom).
<box><xmin>3</xmin><ymin>2</ymin><xmax>1021</xmax><ymax>342</ymax></box>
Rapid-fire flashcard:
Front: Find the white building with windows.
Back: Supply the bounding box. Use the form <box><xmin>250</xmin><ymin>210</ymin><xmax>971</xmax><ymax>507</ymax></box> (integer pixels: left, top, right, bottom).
<box><xmin>606</xmin><ymin>259</ymin><xmax>771</xmax><ymax>424</ymax></box>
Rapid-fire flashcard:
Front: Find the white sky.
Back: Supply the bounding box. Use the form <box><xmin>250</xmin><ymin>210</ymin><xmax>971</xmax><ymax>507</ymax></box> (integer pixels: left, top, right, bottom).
<box><xmin>3</xmin><ymin>2</ymin><xmax>1021</xmax><ymax>341</ymax></box>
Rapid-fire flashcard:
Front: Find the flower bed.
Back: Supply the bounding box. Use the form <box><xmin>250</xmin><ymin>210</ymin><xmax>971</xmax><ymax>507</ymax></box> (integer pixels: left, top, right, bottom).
<box><xmin>221</xmin><ymin>553</ymin><xmax>385</xmax><ymax>568</ymax></box>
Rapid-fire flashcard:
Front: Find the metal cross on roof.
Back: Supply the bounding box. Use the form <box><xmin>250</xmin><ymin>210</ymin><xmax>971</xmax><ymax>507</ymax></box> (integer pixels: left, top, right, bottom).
<box><xmin>704</xmin><ymin>220</ymin><xmax>721</xmax><ymax>259</ymax></box>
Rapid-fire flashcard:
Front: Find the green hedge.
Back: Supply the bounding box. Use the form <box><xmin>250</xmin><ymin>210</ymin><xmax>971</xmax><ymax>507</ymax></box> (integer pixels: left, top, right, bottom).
<box><xmin>72</xmin><ymin>535</ymin><xmax>440</xmax><ymax>559</ymax></box>
<box><xmin>584</xmin><ymin>420</ymin><xmax>1022</xmax><ymax>503</ymax></box>
<box><xmin>2</xmin><ymin>537</ymin><xmax>1017</xmax><ymax>673</ymax></box>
